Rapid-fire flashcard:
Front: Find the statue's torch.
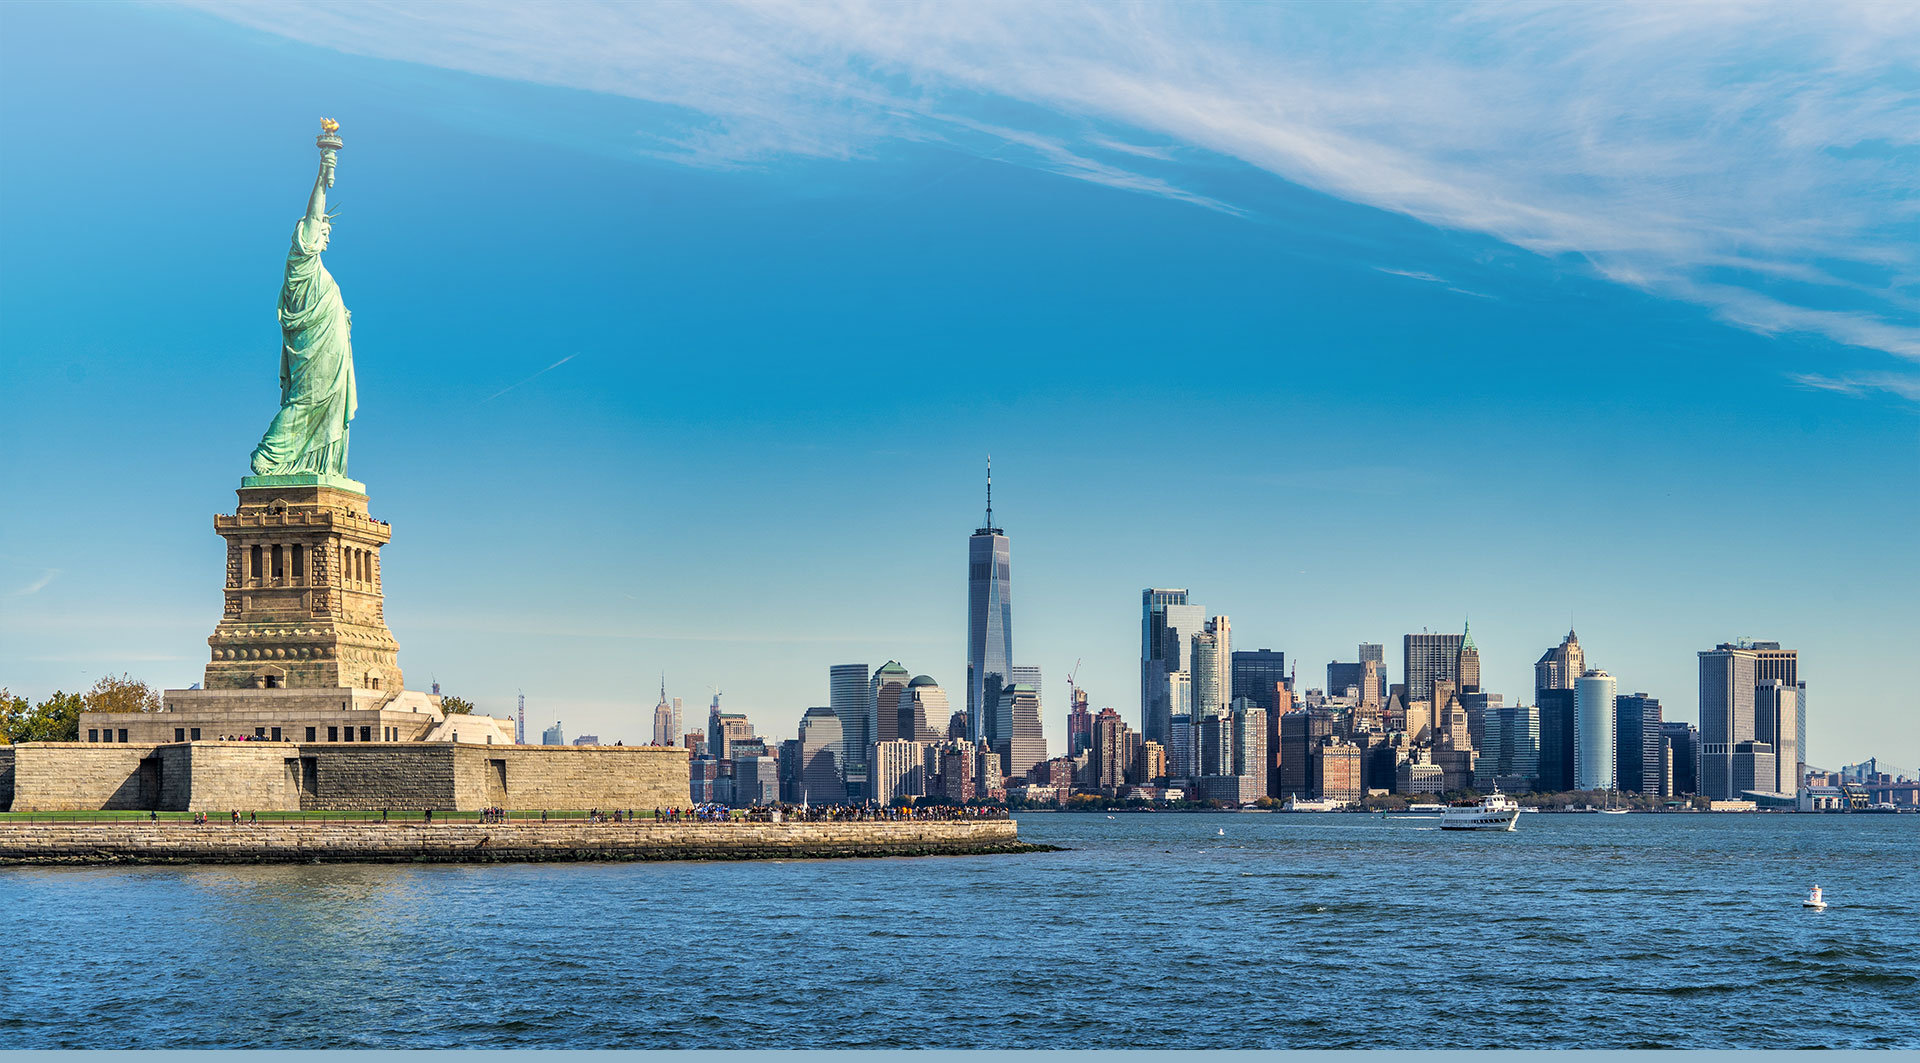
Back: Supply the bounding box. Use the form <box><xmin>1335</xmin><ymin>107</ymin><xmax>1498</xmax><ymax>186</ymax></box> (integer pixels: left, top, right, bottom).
<box><xmin>316</xmin><ymin>118</ymin><xmax>341</xmax><ymax>190</ymax></box>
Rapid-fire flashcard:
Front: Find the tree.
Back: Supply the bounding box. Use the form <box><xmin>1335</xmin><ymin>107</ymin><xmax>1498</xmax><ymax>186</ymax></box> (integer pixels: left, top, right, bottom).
<box><xmin>0</xmin><ymin>689</ymin><xmax>21</xmax><ymax>744</ymax></box>
<box><xmin>84</xmin><ymin>673</ymin><xmax>161</xmax><ymax>715</ymax></box>
<box><xmin>440</xmin><ymin>696</ymin><xmax>474</xmax><ymax>715</ymax></box>
<box><xmin>2</xmin><ymin>691</ymin><xmax>86</xmax><ymax>743</ymax></box>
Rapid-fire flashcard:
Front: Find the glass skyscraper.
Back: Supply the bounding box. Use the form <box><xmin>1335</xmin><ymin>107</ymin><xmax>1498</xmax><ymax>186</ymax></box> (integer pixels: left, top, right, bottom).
<box><xmin>1232</xmin><ymin>649</ymin><xmax>1288</xmax><ymax>714</ymax></box>
<box><xmin>994</xmin><ymin>684</ymin><xmax>1047</xmax><ymax>781</ymax></box>
<box><xmin>1537</xmin><ymin>688</ymin><xmax>1576</xmax><ymax>792</ymax></box>
<box><xmin>1140</xmin><ymin>589</ymin><xmax>1205</xmax><ymax>744</ymax></box>
<box><xmin>1614</xmin><ymin>692</ymin><xmax>1665</xmax><ymax>796</ymax></box>
<box><xmin>1476</xmin><ymin>703</ymin><xmax>1540</xmax><ymax>791</ymax></box>
<box><xmin>1190</xmin><ymin>629</ymin><xmax>1224</xmax><ymax>720</ymax></box>
<box><xmin>798</xmin><ymin>706</ymin><xmax>847</xmax><ymax>804</ymax></box>
<box><xmin>968</xmin><ymin>465</ymin><xmax>1012</xmax><ymax>748</ymax></box>
<box><xmin>1662</xmin><ymin>721</ymin><xmax>1701</xmax><ymax>796</ymax></box>
<box><xmin>829</xmin><ymin>663</ymin><xmax>870</xmax><ymax>798</ymax></box>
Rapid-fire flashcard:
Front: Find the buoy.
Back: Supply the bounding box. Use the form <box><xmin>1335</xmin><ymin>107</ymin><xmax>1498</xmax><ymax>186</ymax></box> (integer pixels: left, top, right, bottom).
<box><xmin>1804</xmin><ymin>885</ymin><xmax>1827</xmax><ymax>909</ymax></box>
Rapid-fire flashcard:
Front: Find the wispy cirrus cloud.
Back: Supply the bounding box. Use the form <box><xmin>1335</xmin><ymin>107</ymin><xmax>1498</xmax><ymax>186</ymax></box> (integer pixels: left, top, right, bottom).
<box><xmin>12</xmin><ymin>568</ymin><xmax>58</xmax><ymax>596</ymax></box>
<box><xmin>1791</xmin><ymin>372</ymin><xmax>1920</xmax><ymax>404</ymax></box>
<box><xmin>188</xmin><ymin>0</ymin><xmax>1920</xmax><ymax>398</ymax></box>
<box><xmin>1375</xmin><ymin>268</ymin><xmax>1445</xmax><ymax>285</ymax></box>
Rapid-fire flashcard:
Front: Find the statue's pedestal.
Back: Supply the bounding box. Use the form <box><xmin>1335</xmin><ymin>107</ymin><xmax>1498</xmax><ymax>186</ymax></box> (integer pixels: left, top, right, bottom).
<box><xmin>241</xmin><ymin>472</ymin><xmax>367</xmax><ymax>494</ymax></box>
<box><xmin>203</xmin><ymin>478</ymin><xmax>403</xmax><ymax>693</ymax></box>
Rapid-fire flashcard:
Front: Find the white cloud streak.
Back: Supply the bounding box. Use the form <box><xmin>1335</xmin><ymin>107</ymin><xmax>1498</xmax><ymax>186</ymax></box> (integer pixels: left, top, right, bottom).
<box><xmin>188</xmin><ymin>0</ymin><xmax>1920</xmax><ymax>395</ymax></box>
<box><xmin>1791</xmin><ymin>372</ymin><xmax>1920</xmax><ymax>404</ymax></box>
<box><xmin>481</xmin><ymin>353</ymin><xmax>575</xmax><ymax>404</ymax></box>
<box><xmin>12</xmin><ymin>569</ymin><xmax>59</xmax><ymax>596</ymax></box>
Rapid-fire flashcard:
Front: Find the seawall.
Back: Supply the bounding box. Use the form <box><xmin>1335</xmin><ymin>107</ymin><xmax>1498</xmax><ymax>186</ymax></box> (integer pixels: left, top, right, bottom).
<box><xmin>0</xmin><ymin>818</ymin><xmax>1045</xmax><ymax>865</ymax></box>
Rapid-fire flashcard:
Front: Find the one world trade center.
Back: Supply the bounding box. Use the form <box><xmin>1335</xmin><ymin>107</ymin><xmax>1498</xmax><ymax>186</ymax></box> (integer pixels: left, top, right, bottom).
<box><xmin>967</xmin><ymin>460</ymin><xmax>1013</xmax><ymax>750</ymax></box>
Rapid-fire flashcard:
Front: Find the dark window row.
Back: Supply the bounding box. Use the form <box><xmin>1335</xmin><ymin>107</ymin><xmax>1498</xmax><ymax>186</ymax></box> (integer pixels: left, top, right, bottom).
<box><xmin>92</xmin><ymin>724</ymin><xmax>389</xmax><ymax>744</ymax></box>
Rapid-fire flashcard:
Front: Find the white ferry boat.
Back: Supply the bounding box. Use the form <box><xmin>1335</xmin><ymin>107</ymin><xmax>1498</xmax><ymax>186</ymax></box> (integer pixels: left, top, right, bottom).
<box><xmin>1282</xmin><ymin>796</ymin><xmax>1348</xmax><ymax>812</ymax></box>
<box><xmin>1440</xmin><ymin>787</ymin><xmax>1521</xmax><ymax>831</ymax></box>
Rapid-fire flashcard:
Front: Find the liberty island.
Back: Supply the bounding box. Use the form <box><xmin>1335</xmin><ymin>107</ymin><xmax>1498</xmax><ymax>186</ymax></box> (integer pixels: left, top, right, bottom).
<box><xmin>0</xmin><ymin>122</ymin><xmax>1036</xmax><ymax>863</ymax></box>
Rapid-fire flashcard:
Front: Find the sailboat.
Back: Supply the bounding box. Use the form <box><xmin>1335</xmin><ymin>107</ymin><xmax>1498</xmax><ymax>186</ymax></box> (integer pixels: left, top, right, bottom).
<box><xmin>1597</xmin><ymin>784</ymin><xmax>1629</xmax><ymax>814</ymax></box>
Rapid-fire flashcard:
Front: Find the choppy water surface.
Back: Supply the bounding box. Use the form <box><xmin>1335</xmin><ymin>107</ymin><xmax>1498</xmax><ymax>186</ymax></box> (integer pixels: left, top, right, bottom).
<box><xmin>1</xmin><ymin>813</ymin><xmax>1914</xmax><ymax>1049</ymax></box>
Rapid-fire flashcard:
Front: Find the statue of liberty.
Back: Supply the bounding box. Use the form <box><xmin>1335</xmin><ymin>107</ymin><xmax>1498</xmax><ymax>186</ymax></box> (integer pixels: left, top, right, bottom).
<box><xmin>249</xmin><ymin>119</ymin><xmax>356</xmax><ymax>479</ymax></box>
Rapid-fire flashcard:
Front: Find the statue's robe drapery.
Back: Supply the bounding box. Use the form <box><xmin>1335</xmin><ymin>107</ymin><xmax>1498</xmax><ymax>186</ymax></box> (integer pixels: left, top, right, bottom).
<box><xmin>249</xmin><ymin>215</ymin><xmax>356</xmax><ymax>476</ymax></box>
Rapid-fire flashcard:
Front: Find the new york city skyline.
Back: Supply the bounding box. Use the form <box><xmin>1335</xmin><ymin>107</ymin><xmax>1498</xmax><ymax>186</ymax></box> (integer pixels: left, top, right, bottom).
<box><xmin>2</xmin><ymin>3</ymin><xmax>1916</xmax><ymax>771</ymax></box>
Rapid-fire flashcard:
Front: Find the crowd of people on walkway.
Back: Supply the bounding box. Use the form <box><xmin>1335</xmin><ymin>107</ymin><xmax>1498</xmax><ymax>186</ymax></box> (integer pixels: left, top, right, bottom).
<box><xmin>586</xmin><ymin>809</ymin><xmax>636</xmax><ymax>822</ymax></box>
<box><xmin>654</xmin><ymin>804</ymin><xmax>732</xmax><ymax>822</ymax></box>
<box><xmin>162</xmin><ymin>803</ymin><xmax>1008</xmax><ymax>826</ymax></box>
<box><xmin>773</xmin><ymin>803</ymin><xmax>1009</xmax><ymax>822</ymax></box>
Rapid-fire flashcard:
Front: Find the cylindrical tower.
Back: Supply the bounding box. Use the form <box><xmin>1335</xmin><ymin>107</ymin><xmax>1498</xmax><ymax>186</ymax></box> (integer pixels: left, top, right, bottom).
<box><xmin>1574</xmin><ymin>670</ymin><xmax>1618</xmax><ymax>792</ymax></box>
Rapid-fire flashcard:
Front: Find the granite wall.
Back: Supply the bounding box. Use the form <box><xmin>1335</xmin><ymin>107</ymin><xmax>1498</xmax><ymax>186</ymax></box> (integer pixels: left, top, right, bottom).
<box><xmin>300</xmin><ymin>745</ymin><xmax>459</xmax><ymax>811</ymax></box>
<box><xmin>9</xmin><ymin>744</ymin><xmax>164</xmax><ymax>812</ymax></box>
<box><xmin>0</xmin><ymin>818</ymin><xmax>1032</xmax><ymax>863</ymax></box>
<box><xmin>3</xmin><ymin>742</ymin><xmax>688</xmax><ymax>814</ymax></box>
<box><xmin>452</xmin><ymin>746</ymin><xmax>688</xmax><ymax>812</ymax></box>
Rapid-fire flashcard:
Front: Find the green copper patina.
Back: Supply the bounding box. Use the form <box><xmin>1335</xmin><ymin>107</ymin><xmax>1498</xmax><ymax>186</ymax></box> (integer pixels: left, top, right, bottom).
<box><xmin>245</xmin><ymin>120</ymin><xmax>361</xmax><ymax>492</ymax></box>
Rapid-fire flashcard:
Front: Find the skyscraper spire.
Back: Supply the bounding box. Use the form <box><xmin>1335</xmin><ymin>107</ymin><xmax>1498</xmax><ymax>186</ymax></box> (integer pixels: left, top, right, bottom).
<box><xmin>967</xmin><ymin>455</ymin><xmax>1012</xmax><ymax>748</ymax></box>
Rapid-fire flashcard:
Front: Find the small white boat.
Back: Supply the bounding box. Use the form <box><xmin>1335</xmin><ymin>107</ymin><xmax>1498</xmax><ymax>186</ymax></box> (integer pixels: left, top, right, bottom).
<box><xmin>1804</xmin><ymin>885</ymin><xmax>1827</xmax><ymax>909</ymax></box>
<box><xmin>1216</xmin><ymin>827</ymin><xmax>1225</xmax><ymax>836</ymax></box>
<box><xmin>1440</xmin><ymin>786</ymin><xmax>1522</xmax><ymax>832</ymax></box>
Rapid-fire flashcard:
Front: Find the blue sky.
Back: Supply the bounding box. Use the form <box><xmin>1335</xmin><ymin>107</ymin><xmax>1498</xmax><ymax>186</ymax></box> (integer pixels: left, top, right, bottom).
<box><xmin>2</xmin><ymin>2</ymin><xmax>1915</xmax><ymax>770</ymax></box>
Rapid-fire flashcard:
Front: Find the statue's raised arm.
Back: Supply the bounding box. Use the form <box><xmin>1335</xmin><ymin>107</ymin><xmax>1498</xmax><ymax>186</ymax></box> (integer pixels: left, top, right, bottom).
<box><xmin>308</xmin><ymin>117</ymin><xmax>339</xmax><ymax>223</ymax></box>
<box><xmin>247</xmin><ymin>119</ymin><xmax>359</xmax><ymax>483</ymax></box>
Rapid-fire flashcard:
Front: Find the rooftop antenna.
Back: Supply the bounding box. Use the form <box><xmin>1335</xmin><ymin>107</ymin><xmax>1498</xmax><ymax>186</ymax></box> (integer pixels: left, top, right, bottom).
<box><xmin>986</xmin><ymin>454</ymin><xmax>994</xmax><ymax>530</ymax></box>
<box><xmin>1066</xmin><ymin>659</ymin><xmax>1082</xmax><ymax>754</ymax></box>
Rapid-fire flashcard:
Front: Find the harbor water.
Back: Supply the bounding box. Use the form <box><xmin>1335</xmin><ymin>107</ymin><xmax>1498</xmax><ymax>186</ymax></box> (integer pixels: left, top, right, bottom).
<box><xmin>1</xmin><ymin>812</ymin><xmax>1913</xmax><ymax>1049</ymax></box>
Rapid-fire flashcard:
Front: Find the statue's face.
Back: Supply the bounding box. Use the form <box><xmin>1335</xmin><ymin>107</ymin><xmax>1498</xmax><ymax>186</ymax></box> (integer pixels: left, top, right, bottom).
<box><xmin>315</xmin><ymin>222</ymin><xmax>332</xmax><ymax>251</ymax></box>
